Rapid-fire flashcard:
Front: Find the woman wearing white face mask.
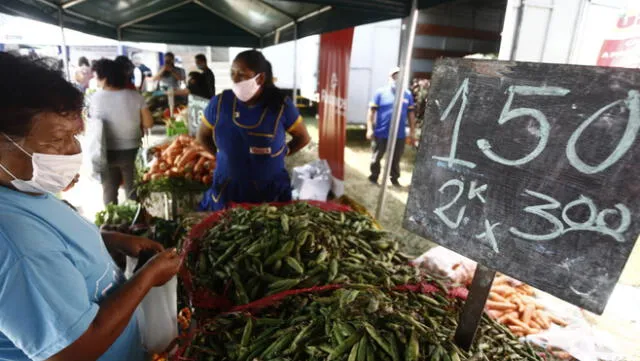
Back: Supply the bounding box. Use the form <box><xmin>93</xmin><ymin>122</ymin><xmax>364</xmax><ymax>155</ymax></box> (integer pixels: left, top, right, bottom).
<box><xmin>0</xmin><ymin>53</ymin><xmax>180</xmax><ymax>361</ymax></box>
<box><xmin>197</xmin><ymin>50</ymin><xmax>311</xmax><ymax>211</ymax></box>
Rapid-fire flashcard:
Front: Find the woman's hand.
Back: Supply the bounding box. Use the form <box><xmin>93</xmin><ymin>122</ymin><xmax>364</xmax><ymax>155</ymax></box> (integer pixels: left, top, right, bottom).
<box><xmin>118</xmin><ymin>235</ymin><xmax>164</xmax><ymax>257</ymax></box>
<box><xmin>140</xmin><ymin>248</ymin><xmax>181</xmax><ymax>287</ymax></box>
<box><xmin>366</xmin><ymin>128</ymin><xmax>374</xmax><ymax>141</ymax></box>
<box><xmin>286</xmin><ymin>121</ymin><xmax>311</xmax><ymax>156</ymax></box>
<box><xmin>101</xmin><ymin>231</ymin><xmax>164</xmax><ymax>258</ymax></box>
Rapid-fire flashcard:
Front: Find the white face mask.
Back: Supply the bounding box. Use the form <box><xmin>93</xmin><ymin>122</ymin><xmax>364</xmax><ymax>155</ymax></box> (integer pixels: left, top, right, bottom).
<box><xmin>0</xmin><ymin>134</ymin><xmax>83</xmax><ymax>194</ymax></box>
<box><xmin>232</xmin><ymin>74</ymin><xmax>261</xmax><ymax>102</ymax></box>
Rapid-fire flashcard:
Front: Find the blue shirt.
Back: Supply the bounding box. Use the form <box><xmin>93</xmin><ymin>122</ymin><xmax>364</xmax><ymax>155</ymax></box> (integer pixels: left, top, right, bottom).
<box><xmin>199</xmin><ymin>91</ymin><xmax>301</xmax><ymax>211</ymax></box>
<box><xmin>370</xmin><ymin>86</ymin><xmax>415</xmax><ymax>139</ymax></box>
<box><xmin>202</xmin><ymin>90</ymin><xmax>302</xmax><ymax>181</ymax></box>
<box><xmin>0</xmin><ymin>186</ymin><xmax>145</xmax><ymax>361</ymax></box>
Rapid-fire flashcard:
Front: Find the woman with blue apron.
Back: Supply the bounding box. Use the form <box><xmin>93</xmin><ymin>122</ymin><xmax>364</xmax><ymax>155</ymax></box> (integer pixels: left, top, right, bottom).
<box><xmin>197</xmin><ymin>50</ymin><xmax>311</xmax><ymax>211</ymax></box>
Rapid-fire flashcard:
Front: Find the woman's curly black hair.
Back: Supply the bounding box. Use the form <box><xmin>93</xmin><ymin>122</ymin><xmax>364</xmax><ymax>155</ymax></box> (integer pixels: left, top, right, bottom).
<box><xmin>93</xmin><ymin>58</ymin><xmax>127</xmax><ymax>89</ymax></box>
<box><xmin>234</xmin><ymin>50</ymin><xmax>286</xmax><ymax>113</ymax></box>
<box><xmin>0</xmin><ymin>52</ymin><xmax>83</xmax><ymax>138</ymax></box>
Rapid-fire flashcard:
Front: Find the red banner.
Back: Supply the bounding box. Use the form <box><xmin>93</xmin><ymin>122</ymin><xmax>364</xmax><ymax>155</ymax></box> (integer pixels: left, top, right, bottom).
<box><xmin>318</xmin><ymin>28</ymin><xmax>354</xmax><ymax>184</ymax></box>
<box><xmin>597</xmin><ymin>8</ymin><xmax>640</xmax><ymax>68</ymax></box>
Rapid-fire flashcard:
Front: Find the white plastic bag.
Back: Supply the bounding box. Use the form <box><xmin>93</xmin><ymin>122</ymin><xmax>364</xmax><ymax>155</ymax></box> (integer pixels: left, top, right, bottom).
<box><xmin>125</xmin><ymin>256</ymin><xmax>178</xmax><ymax>354</ymax></box>
<box><xmin>412</xmin><ymin>246</ymin><xmax>477</xmax><ymax>286</ymax></box>
<box><xmin>524</xmin><ymin>321</ymin><xmax>624</xmax><ymax>361</ymax></box>
<box><xmin>291</xmin><ymin>160</ymin><xmax>333</xmax><ymax>201</ymax></box>
<box><xmin>83</xmin><ymin>118</ymin><xmax>106</xmax><ymax>182</ymax></box>
<box><xmin>527</xmin><ymin>284</ymin><xmax>640</xmax><ymax>361</ymax></box>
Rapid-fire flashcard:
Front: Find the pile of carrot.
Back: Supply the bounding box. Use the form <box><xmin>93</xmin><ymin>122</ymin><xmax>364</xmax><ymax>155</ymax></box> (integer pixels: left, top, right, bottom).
<box><xmin>142</xmin><ymin>135</ymin><xmax>215</xmax><ymax>185</ymax></box>
<box><xmin>485</xmin><ymin>274</ymin><xmax>568</xmax><ymax>338</ymax></box>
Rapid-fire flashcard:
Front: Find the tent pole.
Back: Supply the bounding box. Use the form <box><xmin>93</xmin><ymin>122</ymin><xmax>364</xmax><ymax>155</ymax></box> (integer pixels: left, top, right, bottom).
<box><xmin>292</xmin><ymin>22</ymin><xmax>298</xmax><ymax>103</ymax></box>
<box><xmin>374</xmin><ymin>0</ymin><xmax>419</xmax><ymax>220</ymax></box>
<box><xmin>58</xmin><ymin>7</ymin><xmax>71</xmax><ymax>81</ymax></box>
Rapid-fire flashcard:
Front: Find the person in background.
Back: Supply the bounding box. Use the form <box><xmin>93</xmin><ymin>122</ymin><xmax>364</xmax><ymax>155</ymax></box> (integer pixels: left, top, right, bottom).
<box><xmin>132</xmin><ymin>53</ymin><xmax>152</xmax><ymax>91</ymax></box>
<box><xmin>90</xmin><ymin>59</ymin><xmax>154</xmax><ymax>205</ymax></box>
<box><xmin>89</xmin><ymin>59</ymin><xmax>100</xmax><ymax>90</ymax></box>
<box><xmin>115</xmin><ymin>56</ymin><xmax>136</xmax><ymax>90</ymax></box>
<box><xmin>197</xmin><ymin>50</ymin><xmax>311</xmax><ymax>211</ymax></box>
<box><xmin>187</xmin><ymin>71</ymin><xmax>214</xmax><ymax>99</ymax></box>
<box><xmin>195</xmin><ymin>53</ymin><xmax>216</xmax><ymax>96</ymax></box>
<box><xmin>366</xmin><ymin>67</ymin><xmax>416</xmax><ymax>187</ymax></box>
<box><xmin>0</xmin><ymin>52</ymin><xmax>180</xmax><ymax>361</ymax></box>
<box><xmin>157</xmin><ymin>72</ymin><xmax>212</xmax><ymax>99</ymax></box>
<box><xmin>152</xmin><ymin>52</ymin><xmax>185</xmax><ymax>90</ymax></box>
<box><xmin>74</xmin><ymin>56</ymin><xmax>93</xmax><ymax>92</ymax></box>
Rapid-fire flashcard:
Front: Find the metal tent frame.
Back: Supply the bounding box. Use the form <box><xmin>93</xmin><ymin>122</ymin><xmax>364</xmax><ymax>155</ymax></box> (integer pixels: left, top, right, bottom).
<box><xmin>0</xmin><ymin>0</ymin><xmax>428</xmax><ymax>47</ymax></box>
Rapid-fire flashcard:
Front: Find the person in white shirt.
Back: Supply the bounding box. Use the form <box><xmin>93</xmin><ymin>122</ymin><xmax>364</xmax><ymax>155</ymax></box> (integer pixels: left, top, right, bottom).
<box><xmin>89</xmin><ymin>59</ymin><xmax>154</xmax><ymax>205</ymax></box>
<box><xmin>74</xmin><ymin>56</ymin><xmax>93</xmax><ymax>93</ymax></box>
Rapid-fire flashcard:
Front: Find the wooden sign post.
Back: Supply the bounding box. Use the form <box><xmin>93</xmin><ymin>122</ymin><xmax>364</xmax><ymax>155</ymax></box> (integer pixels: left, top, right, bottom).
<box><xmin>404</xmin><ymin>59</ymin><xmax>640</xmax><ymax>349</ymax></box>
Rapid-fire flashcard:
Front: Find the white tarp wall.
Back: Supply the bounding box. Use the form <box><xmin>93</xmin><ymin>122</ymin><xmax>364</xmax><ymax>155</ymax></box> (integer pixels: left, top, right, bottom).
<box><xmin>347</xmin><ymin>19</ymin><xmax>402</xmax><ymax>124</ymax></box>
<box><xmin>499</xmin><ymin>0</ymin><xmax>631</xmax><ymax>65</ymax></box>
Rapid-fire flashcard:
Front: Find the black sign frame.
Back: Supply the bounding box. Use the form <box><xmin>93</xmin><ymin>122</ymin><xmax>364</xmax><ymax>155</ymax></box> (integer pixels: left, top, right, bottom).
<box><xmin>405</xmin><ymin>59</ymin><xmax>640</xmax><ymax>316</ymax></box>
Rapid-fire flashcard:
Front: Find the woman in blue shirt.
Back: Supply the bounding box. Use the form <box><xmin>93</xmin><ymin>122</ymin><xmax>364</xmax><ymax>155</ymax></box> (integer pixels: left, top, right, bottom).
<box><xmin>0</xmin><ymin>53</ymin><xmax>180</xmax><ymax>361</ymax></box>
<box><xmin>197</xmin><ymin>50</ymin><xmax>311</xmax><ymax>211</ymax></box>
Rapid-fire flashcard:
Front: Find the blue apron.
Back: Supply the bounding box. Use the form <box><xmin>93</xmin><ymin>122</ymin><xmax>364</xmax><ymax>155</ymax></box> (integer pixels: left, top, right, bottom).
<box><xmin>199</xmin><ymin>90</ymin><xmax>293</xmax><ymax>211</ymax></box>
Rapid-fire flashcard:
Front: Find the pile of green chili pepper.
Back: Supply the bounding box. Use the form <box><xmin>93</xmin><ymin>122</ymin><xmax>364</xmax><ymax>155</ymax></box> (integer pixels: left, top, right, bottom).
<box><xmin>180</xmin><ymin>203</ymin><xmax>546</xmax><ymax>361</ymax></box>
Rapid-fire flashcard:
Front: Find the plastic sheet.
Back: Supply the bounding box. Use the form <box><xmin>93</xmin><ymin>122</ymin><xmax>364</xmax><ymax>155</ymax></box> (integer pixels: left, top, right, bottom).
<box><xmin>412</xmin><ymin>246</ymin><xmax>477</xmax><ymax>286</ymax></box>
<box><xmin>291</xmin><ymin>159</ymin><xmax>333</xmax><ymax>201</ymax></box>
<box><xmin>126</xmin><ymin>256</ymin><xmax>178</xmax><ymax>354</ymax></box>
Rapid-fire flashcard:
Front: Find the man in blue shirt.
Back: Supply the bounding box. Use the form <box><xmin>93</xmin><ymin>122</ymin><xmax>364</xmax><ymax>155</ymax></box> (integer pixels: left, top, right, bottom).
<box><xmin>366</xmin><ymin>67</ymin><xmax>417</xmax><ymax>187</ymax></box>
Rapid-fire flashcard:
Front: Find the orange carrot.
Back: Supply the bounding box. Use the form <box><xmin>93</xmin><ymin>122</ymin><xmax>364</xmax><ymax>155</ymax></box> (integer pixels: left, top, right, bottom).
<box><xmin>489</xmin><ymin>292</ymin><xmax>507</xmax><ymax>302</ymax></box>
<box><xmin>198</xmin><ymin>151</ymin><xmax>215</xmax><ymax>160</ymax></box>
<box><xmin>508</xmin><ymin>325</ymin><xmax>527</xmax><ymax>333</ymax></box>
<box><xmin>519</xmin><ymin>285</ymin><xmax>535</xmax><ymax>296</ymax></box>
<box><xmin>548</xmin><ymin>313</ymin><xmax>568</xmax><ymax>327</ymax></box>
<box><xmin>493</xmin><ymin>276</ymin><xmax>510</xmax><ymax>286</ymax></box>
<box><xmin>161</xmin><ymin>142</ymin><xmax>179</xmax><ymax>158</ymax></box>
<box><xmin>522</xmin><ymin>304</ymin><xmax>535</xmax><ymax>324</ymax></box>
<box><xmin>551</xmin><ymin>351</ymin><xmax>573</xmax><ymax>360</ymax></box>
<box><xmin>506</xmin><ymin>315</ymin><xmax>532</xmax><ymax>332</ymax></box>
<box><xmin>486</xmin><ymin>300</ymin><xmax>517</xmax><ymax>311</ymax></box>
<box><xmin>492</xmin><ymin>285</ymin><xmax>516</xmax><ymax>296</ymax></box>
<box><xmin>183</xmin><ymin>160</ymin><xmax>196</xmax><ymax>173</ymax></box>
<box><xmin>193</xmin><ymin>157</ymin><xmax>207</xmax><ymax>173</ymax></box>
<box><xmin>177</xmin><ymin>148</ymin><xmax>199</xmax><ymax>167</ymax></box>
<box><xmin>535</xmin><ymin>311</ymin><xmax>551</xmax><ymax>329</ymax></box>
<box><xmin>497</xmin><ymin>311</ymin><xmax>519</xmax><ymax>323</ymax></box>
<box><xmin>529</xmin><ymin>320</ymin><xmax>543</xmax><ymax>330</ymax></box>
<box><xmin>512</xmin><ymin>296</ymin><xmax>525</xmax><ymax>313</ymax></box>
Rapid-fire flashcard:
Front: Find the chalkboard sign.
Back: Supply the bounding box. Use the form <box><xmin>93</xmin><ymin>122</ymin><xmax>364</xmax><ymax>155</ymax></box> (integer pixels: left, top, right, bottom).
<box><xmin>188</xmin><ymin>94</ymin><xmax>210</xmax><ymax>136</ymax></box>
<box><xmin>405</xmin><ymin>59</ymin><xmax>640</xmax><ymax>314</ymax></box>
